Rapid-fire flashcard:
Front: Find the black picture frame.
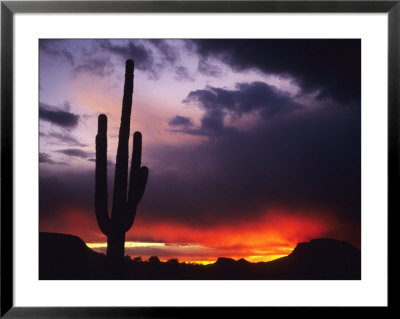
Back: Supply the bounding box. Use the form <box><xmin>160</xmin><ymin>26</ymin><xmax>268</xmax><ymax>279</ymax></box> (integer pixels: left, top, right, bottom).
<box><xmin>1</xmin><ymin>1</ymin><xmax>396</xmax><ymax>317</ymax></box>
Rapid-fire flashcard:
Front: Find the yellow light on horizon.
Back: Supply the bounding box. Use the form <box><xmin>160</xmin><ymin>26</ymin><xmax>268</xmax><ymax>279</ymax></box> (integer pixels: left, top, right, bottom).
<box><xmin>125</xmin><ymin>242</ymin><xmax>166</xmax><ymax>248</ymax></box>
<box><xmin>185</xmin><ymin>260</ymin><xmax>216</xmax><ymax>265</ymax></box>
<box><xmin>86</xmin><ymin>241</ymin><xmax>166</xmax><ymax>249</ymax></box>
<box><xmin>86</xmin><ymin>241</ymin><xmax>293</xmax><ymax>264</ymax></box>
<box><xmin>246</xmin><ymin>254</ymin><xmax>289</xmax><ymax>263</ymax></box>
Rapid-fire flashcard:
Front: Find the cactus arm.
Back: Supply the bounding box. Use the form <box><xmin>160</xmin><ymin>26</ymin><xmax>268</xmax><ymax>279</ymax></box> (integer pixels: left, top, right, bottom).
<box><xmin>95</xmin><ymin>114</ymin><xmax>111</xmax><ymax>236</ymax></box>
<box><xmin>125</xmin><ymin>166</ymin><xmax>148</xmax><ymax>231</ymax></box>
<box><xmin>112</xmin><ymin>59</ymin><xmax>134</xmax><ymax>216</ymax></box>
<box><xmin>131</xmin><ymin>131</ymin><xmax>142</xmax><ymax>174</ymax></box>
<box><xmin>129</xmin><ymin>132</ymin><xmax>149</xmax><ymax>205</ymax></box>
<box><xmin>124</xmin><ymin>131</ymin><xmax>149</xmax><ymax>231</ymax></box>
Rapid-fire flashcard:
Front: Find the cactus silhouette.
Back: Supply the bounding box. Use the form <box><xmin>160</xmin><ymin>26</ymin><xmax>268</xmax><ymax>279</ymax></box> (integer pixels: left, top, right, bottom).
<box><xmin>95</xmin><ymin>59</ymin><xmax>149</xmax><ymax>263</ymax></box>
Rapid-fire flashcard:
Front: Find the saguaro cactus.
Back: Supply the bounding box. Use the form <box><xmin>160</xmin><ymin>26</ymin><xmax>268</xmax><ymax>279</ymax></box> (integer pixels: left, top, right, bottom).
<box><xmin>95</xmin><ymin>59</ymin><xmax>149</xmax><ymax>262</ymax></box>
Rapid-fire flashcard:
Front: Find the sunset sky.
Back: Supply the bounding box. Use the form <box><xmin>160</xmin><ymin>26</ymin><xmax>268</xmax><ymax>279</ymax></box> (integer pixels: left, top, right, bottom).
<box><xmin>39</xmin><ymin>39</ymin><xmax>361</xmax><ymax>264</ymax></box>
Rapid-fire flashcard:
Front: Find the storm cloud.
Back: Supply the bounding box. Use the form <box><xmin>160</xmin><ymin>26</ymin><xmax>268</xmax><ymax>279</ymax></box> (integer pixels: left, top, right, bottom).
<box><xmin>171</xmin><ymin>81</ymin><xmax>304</xmax><ymax>136</ymax></box>
<box><xmin>151</xmin><ymin>105</ymin><xmax>360</xmax><ymax>227</ymax></box>
<box><xmin>190</xmin><ymin>39</ymin><xmax>361</xmax><ymax>103</ymax></box>
<box><xmin>41</xmin><ymin>103</ymin><xmax>360</xmax><ymax>232</ymax></box>
<box><xmin>168</xmin><ymin>115</ymin><xmax>194</xmax><ymax>128</ymax></box>
<box><xmin>39</xmin><ymin>103</ymin><xmax>80</xmax><ymax>128</ymax></box>
<box><xmin>184</xmin><ymin>82</ymin><xmax>303</xmax><ymax>118</ymax></box>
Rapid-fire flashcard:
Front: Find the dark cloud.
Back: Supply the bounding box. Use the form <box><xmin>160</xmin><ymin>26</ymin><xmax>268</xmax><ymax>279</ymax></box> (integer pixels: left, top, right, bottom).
<box><xmin>170</xmin><ymin>110</ymin><xmax>232</xmax><ymax>137</ymax></box>
<box><xmin>175</xmin><ymin>81</ymin><xmax>303</xmax><ymax>136</ymax></box>
<box><xmin>190</xmin><ymin>39</ymin><xmax>361</xmax><ymax>103</ymax></box>
<box><xmin>57</xmin><ymin>149</ymin><xmax>94</xmax><ymax>158</ymax></box>
<box><xmin>184</xmin><ymin>82</ymin><xmax>302</xmax><ymax>118</ymax></box>
<box><xmin>196</xmin><ymin>108</ymin><xmax>231</xmax><ymax>136</ymax></box>
<box><xmin>40</xmin><ymin>103</ymin><xmax>360</xmax><ymax>236</ymax></box>
<box><xmin>168</xmin><ymin>115</ymin><xmax>194</xmax><ymax>128</ymax></box>
<box><xmin>146</xmin><ymin>105</ymin><xmax>361</xmax><ymax>228</ymax></box>
<box><xmin>39</xmin><ymin>103</ymin><xmax>80</xmax><ymax>128</ymax></box>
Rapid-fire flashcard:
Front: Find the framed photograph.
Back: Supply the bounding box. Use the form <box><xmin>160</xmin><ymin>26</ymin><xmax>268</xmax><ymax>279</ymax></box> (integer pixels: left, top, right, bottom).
<box><xmin>1</xmin><ymin>0</ymin><xmax>395</xmax><ymax>317</ymax></box>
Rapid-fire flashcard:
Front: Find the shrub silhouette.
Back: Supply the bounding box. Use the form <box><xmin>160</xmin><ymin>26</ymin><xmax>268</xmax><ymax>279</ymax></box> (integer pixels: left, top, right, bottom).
<box><xmin>95</xmin><ymin>59</ymin><xmax>149</xmax><ymax>266</ymax></box>
<box><xmin>133</xmin><ymin>256</ymin><xmax>143</xmax><ymax>263</ymax></box>
<box><xmin>148</xmin><ymin>256</ymin><xmax>161</xmax><ymax>263</ymax></box>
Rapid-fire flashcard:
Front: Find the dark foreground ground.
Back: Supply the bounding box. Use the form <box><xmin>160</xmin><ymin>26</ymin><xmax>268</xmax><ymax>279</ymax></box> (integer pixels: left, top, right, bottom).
<box><xmin>39</xmin><ymin>232</ymin><xmax>361</xmax><ymax>280</ymax></box>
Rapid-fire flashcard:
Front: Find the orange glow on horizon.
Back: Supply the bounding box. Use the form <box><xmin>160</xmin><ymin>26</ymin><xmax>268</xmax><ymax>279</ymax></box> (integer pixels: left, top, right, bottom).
<box><xmin>58</xmin><ymin>208</ymin><xmax>342</xmax><ymax>263</ymax></box>
<box><xmin>41</xmin><ymin>206</ymin><xmax>355</xmax><ymax>263</ymax></box>
<box><xmin>85</xmin><ymin>240</ymin><xmax>295</xmax><ymax>264</ymax></box>
<box><xmin>129</xmin><ymin>209</ymin><xmax>336</xmax><ymax>249</ymax></box>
